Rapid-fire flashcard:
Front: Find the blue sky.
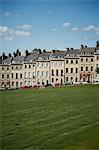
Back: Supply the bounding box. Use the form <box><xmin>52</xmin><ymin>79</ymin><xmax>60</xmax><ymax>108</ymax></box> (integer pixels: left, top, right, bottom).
<box><xmin>0</xmin><ymin>0</ymin><xmax>99</xmax><ymax>55</ymax></box>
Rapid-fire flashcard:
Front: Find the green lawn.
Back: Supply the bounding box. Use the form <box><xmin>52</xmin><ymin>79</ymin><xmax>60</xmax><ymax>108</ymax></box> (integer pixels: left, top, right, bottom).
<box><xmin>0</xmin><ymin>85</ymin><xmax>99</xmax><ymax>150</ymax></box>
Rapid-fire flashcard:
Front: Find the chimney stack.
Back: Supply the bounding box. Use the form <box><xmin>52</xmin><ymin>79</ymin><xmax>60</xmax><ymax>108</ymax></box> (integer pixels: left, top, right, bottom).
<box><xmin>52</xmin><ymin>49</ymin><xmax>55</xmax><ymax>53</ymax></box>
<box><xmin>96</xmin><ymin>41</ymin><xmax>99</xmax><ymax>47</ymax></box>
<box><xmin>85</xmin><ymin>45</ymin><xmax>87</xmax><ymax>48</ymax></box>
<box><xmin>80</xmin><ymin>45</ymin><xmax>83</xmax><ymax>49</ymax></box>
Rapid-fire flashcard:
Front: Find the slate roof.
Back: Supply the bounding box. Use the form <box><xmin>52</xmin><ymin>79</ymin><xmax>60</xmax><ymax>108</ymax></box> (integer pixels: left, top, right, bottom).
<box><xmin>66</xmin><ymin>49</ymin><xmax>80</xmax><ymax>55</ymax></box>
<box><xmin>38</xmin><ymin>51</ymin><xmax>51</xmax><ymax>60</ymax></box>
<box><xmin>95</xmin><ymin>47</ymin><xmax>99</xmax><ymax>53</ymax></box>
<box><xmin>25</xmin><ymin>51</ymin><xmax>38</xmax><ymax>62</ymax></box>
<box><xmin>51</xmin><ymin>51</ymin><xmax>66</xmax><ymax>58</ymax></box>
<box><xmin>2</xmin><ymin>56</ymin><xmax>13</xmax><ymax>64</ymax></box>
<box><xmin>12</xmin><ymin>56</ymin><xmax>25</xmax><ymax>63</ymax></box>
<box><xmin>80</xmin><ymin>47</ymin><xmax>95</xmax><ymax>55</ymax></box>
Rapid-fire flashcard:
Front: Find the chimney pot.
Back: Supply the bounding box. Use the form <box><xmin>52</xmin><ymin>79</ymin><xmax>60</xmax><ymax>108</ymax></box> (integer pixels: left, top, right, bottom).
<box><xmin>81</xmin><ymin>45</ymin><xmax>83</xmax><ymax>49</ymax></box>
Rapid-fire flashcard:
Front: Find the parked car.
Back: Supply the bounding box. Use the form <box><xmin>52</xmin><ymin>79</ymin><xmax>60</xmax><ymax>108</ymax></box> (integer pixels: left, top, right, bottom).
<box><xmin>21</xmin><ymin>86</ymin><xmax>31</xmax><ymax>89</ymax></box>
<box><xmin>0</xmin><ymin>88</ymin><xmax>7</xmax><ymax>91</ymax></box>
<box><xmin>45</xmin><ymin>84</ymin><xmax>53</xmax><ymax>87</ymax></box>
<box><xmin>73</xmin><ymin>82</ymin><xmax>81</xmax><ymax>85</ymax></box>
<box><xmin>93</xmin><ymin>81</ymin><xmax>99</xmax><ymax>85</ymax></box>
<box><xmin>64</xmin><ymin>82</ymin><xmax>72</xmax><ymax>85</ymax></box>
<box><xmin>8</xmin><ymin>87</ymin><xmax>17</xmax><ymax>90</ymax></box>
<box><xmin>32</xmin><ymin>85</ymin><xmax>39</xmax><ymax>88</ymax></box>
<box><xmin>81</xmin><ymin>81</ymin><xmax>88</xmax><ymax>85</ymax></box>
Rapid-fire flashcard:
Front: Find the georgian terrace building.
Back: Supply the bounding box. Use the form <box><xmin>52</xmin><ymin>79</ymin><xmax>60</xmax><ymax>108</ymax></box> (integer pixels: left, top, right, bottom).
<box><xmin>0</xmin><ymin>42</ymin><xmax>99</xmax><ymax>88</ymax></box>
<box><xmin>50</xmin><ymin>50</ymin><xmax>66</xmax><ymax>85</ymax></box>
<box><xmin>94</xmin><ymin>47</ymin><xmax>99</xmax><ymax>82</ymax></box>
<box><xmin>65</xmin><ymin>48</ymin><xmax>80</xmax><ymax>83</ymax></box>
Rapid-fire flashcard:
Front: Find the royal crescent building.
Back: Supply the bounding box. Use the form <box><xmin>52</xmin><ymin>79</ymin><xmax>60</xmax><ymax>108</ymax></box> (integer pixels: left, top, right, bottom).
<box><xmin>0</xmin><ymin>42</ymin><xmax>99</xmax><ymax>88</ymax></box>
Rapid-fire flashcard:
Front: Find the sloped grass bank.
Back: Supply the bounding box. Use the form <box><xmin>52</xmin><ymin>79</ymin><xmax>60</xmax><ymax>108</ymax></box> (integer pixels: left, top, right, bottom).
<box><xmin>0</xmin><ymin>85</ymin><xmax>99</xmax><ymax>150</ymax></box>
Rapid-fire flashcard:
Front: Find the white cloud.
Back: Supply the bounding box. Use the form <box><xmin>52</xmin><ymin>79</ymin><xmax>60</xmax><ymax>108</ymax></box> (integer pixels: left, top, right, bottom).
<box><xmin>17</xmin><ymin>24</ymin><xmax>32</xmax><ymax>30</ymax></box>
<box><xmin>52</xmin><ymin>28</ymin><xmax>56</xmax><ymax>32</ymax></box>
<box><xmin>15</xmin><ymin>30</ymin><xmax>31</xmax><ymax>36</ymax></box>
<box><xmin>4</xmin><ymin>12</ymin><xmax>20</xmax><ymax>17</ymax></box>
<box><xmin>4</xmin><ymin>12</ymin><xmax>12</xmax><ymax>16</ymax></box>
<box><xmin>0</xmin><ymin>26</ymin><xmax>8</xmax><ymax>33</ymax></box>
<box><xmin>63</xmin><ymin>22</ymin><xmax>71</xmax><ymax>28</ymax></box>
<box><xmin>0</xmin><ymin>25</ymin><xmax>31</xmax><ymax>40</ymax></box>
<box><xmin>4</xmin><ymin>36</ymin><xmax>13</xmax><ymax>41</ymax></box>
<box><xmin>83</xmin><ymin>24</ymin><xmax>99</xmax><ymax>36</ymax></box>
<box><xmin>62</xmin><ymin>22</ymin><xmax>99</xmax><ymax>36</ymax></box>
<box><xmin>83</xmin><ymin>25</ymin><xmax>95</xmax><ymax>31</ymax></box>
<box><xmin>97</xmin><ymin>31</ymin><xmax>99</xmax><ymax>35</ymax></box>
<box><xmin>63</xmin><ymin>22</ymin><xmax>79</xmax><ymax>31</ymax></box>
<box><xmin>72</xmin><ymin>27</ymin><xmax>79</xmax><ymax>31</ymax></box>
<box><xmin>83</xmin><ymin>25</ymin><xmax>99</xmax><ymax>32</ymax></box>
<box><xmin>47</xmin><ymin>11</ymin><xmax>52</xmax><ymax>15</ymax></box>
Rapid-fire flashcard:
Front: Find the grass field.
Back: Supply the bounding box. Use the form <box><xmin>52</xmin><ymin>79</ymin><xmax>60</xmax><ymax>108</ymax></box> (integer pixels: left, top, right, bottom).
<box><xmin>0</xmin><ymin>85</ymin><xmax>99</xmax><ymax>150</ymax></box>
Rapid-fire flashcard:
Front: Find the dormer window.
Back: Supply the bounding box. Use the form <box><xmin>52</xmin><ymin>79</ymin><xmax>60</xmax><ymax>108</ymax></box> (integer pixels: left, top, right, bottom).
<box><xmin>30</xmin><ymin>60</ymin><xmax>32</xmax><ymax>63</ymax></box>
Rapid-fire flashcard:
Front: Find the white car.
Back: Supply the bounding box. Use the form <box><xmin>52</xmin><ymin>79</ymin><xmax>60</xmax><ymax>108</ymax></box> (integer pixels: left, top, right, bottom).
<box><xmin>93</xmin><ymin>81</ymin><xmax>99</xmax><ymax>85</ymax></box>
<box><xmin>73</xmin><ymin>82</ymin><xmax>81</xmax><ymax>85</ymax></box>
